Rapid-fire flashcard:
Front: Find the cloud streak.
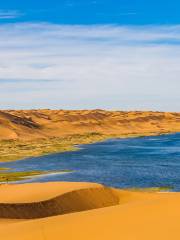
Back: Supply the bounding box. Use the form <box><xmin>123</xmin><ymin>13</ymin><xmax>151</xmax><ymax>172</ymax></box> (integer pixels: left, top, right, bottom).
<box><xmin>0</xmin><ymin>10</ymin><xmax>23</xmax><ymax>19</ymax></box>
<box><xmin>1</xmin><ymin>23</ymin><xmax>180</xmax><ymax>110</ymax></box>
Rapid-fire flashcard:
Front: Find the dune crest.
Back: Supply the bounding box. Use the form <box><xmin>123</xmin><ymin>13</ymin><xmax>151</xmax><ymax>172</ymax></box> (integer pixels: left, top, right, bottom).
<box><xmin>1</xmin><ymin>109</ymin><xmax>180</xmax><ymax>162</ymax></box>
<box><xmin>1</xmin><ymin>109</ymin><xmax>180</xmax><ymax>140</ymax></box>
<box><xmin>0</xmin><ymin>183</ymin><xmax>119</xmax><ymax>219</ymax></box>
<box><xmin>1</xmin><ymin>182</ymin><xmax>180</xmax><ymax>239</ymax></box>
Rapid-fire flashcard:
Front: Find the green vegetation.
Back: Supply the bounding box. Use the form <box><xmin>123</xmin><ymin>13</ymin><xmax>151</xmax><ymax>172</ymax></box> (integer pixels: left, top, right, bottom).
<box><xmin>0</xmin><ymin>170</ymin><xmax>44</xmax><ymax>182</ymax></box>
<box><xmin>0</xmin><ymin>169</ymin><xmax>74</xmax><ymax>183</ymax></box>
<box><xmin>127</xmin><ymin>186</ymin><xmax>173</xmax><ymax>192</ymax></box>
<box><xmin>0</xmin><ymin>167</ymin><xmax>10</xmax><ymax>171</ymax></box>
<box><xmin>0</xmin><ymin>132</ymin><xmax>107</xmax><ymax>162</ymax></box>
<box><xmin>0</xmin><ymin>131</ymin><xmax>168</xmax><ymax>163</ymax></box>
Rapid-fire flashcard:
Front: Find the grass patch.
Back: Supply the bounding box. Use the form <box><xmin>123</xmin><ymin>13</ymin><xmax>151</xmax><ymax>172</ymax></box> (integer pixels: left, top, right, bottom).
<box><xmin>0</xmin><ymin>132</ymin><xmax>107</xmax><ymax>162</ymax></box>
<box><xmin>0</xmin><ymin>131</ymin><xmax>164</xmax><ymax>163</ymax></box>
<box><xmin>0</xmin><ymin>169</ymin><xmax>74</xmax><ymax>183</ymax></box>
<box><xmin>127</xmin><ymin>186</ymin><xmax>173</xmax><ymax>192</ymax></box>
<box><xmin>0</xmin><ymin>167</ymin><xmax>10</xmax><ymax>171</ymax></box>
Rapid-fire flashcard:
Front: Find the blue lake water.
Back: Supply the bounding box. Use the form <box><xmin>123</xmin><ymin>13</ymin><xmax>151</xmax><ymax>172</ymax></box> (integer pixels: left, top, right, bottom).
<box><xmin>1</xmin><ymin>133</ymin><xmax>180</xmax><ymax>191</ymax></box>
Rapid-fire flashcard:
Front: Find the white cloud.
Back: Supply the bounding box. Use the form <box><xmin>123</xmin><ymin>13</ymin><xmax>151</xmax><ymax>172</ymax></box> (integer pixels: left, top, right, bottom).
<box><xmin>0</xmin><ymin>23</ymin><xmax>180</xmax><ymax>110</ymax></box>
<box><xmin>0</xmin><ymin>10</ymin><xmax>22</xmax><ymax>19</ymax></box>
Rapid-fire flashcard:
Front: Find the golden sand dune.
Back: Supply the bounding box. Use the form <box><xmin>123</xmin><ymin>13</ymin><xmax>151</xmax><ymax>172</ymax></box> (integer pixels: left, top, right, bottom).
<box><xmin>1</xmin><ymin>109</ymin><xmax>180</xmax><ymax>162</ymax></box>
<box><xmin>0</xmin><ymin>182</ymin><xmax>119</xmax><ymax>219</ymax></box>
<box><xmin>1</xmin><ymin>182</ymin><xmax>180</xmax><ymax>239</ymax></box>
<box><xmin>1</xmin><ymin>109</ymin><xmax>180</xmax><ymax>140</ymax></box>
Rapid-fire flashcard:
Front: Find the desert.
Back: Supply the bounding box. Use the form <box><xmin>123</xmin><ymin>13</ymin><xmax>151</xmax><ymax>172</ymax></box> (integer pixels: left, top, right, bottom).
<box><xmin>1</xmin><ymin>109</ymin><xmax>180</xmax><ymax>162</ymax></box>
<box><xmin>1</xmin><ymin>182</ymin><xmax>180</xmax><ymax>239</ymax></box>
<box><xmin>1</xmin><ymin>1</ymin><xmax>180</xmax><ymax>238</ymax></box>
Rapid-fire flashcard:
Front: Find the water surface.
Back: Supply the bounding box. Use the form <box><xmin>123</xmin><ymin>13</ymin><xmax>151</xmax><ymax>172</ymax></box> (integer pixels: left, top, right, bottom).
<box><xmin>1</xmin><ymin>133</ymin><xmax>180</xmax><ymax>191</ymax></box>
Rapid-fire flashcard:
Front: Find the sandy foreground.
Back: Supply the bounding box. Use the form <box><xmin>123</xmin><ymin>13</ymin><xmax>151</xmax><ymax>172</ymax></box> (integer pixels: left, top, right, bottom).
<box><xmin>0</xmin><ymin>182</ymin><xmax>180</xmax><ymax>239</ymax></box>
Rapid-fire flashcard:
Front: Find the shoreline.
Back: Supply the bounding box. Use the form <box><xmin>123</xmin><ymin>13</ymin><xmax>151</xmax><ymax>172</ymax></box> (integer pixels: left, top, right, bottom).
<box><xmin>0</xmin><ymin>131</ymin><xmax>178</xmax><ymax>186</ymax></box>
<box><xmin>1</xmin><ymin>109</ymin><xmax>180</xmax><ymax>163</ymax></box>
<box><xmin>0</xmin><ymin>131</ymin><xmax>176</xmax><ymax>163</ymax></box>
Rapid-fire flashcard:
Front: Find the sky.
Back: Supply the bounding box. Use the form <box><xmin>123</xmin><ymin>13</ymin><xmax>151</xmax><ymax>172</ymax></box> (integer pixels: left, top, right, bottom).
<box><xmin>1</xmin><ymin>0</ymin><xmax>180</xmax><ymax>111</ymax></box>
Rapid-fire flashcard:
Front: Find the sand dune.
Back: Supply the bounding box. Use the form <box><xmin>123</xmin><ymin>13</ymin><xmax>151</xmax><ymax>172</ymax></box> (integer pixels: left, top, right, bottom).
<box><xmin>0</xmin><ymin>182</ymin><xmax>119</xmax><ymax>219</ymax></box>
<box><xmin>1</xmin><ymin>182</ymin><xmax>180</xmax><ymax>239</ymax></box>
<box><xmin>1</xmin><ymin>109</ymin><xmax>180</xmax><ymax>162</ymax></box>
<box><xmin>1</xmin><ymin>109</ymin><xmax>180</xmax><ymax>140</ymax></box>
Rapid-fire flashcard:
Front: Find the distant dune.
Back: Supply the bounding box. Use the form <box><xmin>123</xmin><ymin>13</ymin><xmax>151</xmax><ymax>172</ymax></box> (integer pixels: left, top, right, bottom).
<box><xmin>1</xmin><ymin>182</ymin><xmax>180</xmax><ymax>239</ymax></box>
<box><xmin>1</xmin><ymin>109</ymin><xmax>180</xmax><ymax>140</ymax></box>
<box><xmin>1</xmin><ymin>109</ymin><xmax>180</xmax><ymax>162</ymax></box>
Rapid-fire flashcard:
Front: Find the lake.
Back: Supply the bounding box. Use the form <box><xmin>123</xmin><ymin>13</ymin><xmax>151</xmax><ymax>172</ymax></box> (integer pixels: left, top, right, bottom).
<box><xmin>1</xmin><ymin>133</ymin><xmax>180</xmax><ymax>191</ymax></box>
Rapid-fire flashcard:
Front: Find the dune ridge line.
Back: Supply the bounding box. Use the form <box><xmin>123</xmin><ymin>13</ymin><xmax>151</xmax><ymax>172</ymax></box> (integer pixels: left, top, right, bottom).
<box><xmin>0</xmin><ymin>184</ymin><xmax>119</xmax><ymax>219</ymax></box>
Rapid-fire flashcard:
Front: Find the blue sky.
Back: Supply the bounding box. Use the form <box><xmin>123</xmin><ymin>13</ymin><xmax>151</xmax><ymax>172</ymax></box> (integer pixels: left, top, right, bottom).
<box><xmin>0</xmin><ymin>0</ymin><xmax>180</xmax><ymax>25</ymax></box>
<box><xmin>1</xmin><ymin>1</ymin><xmax>180</xmax><ymax>111</ymax></box>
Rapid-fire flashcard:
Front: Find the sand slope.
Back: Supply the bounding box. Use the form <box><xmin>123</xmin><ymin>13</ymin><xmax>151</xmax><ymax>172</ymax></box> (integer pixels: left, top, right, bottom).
<box><xmin>1</xmin><ymin>183</ymin><xmax>180</xmax><ymax>239</ymax></box>
<box><xmin>1</xmin><ymin>109</ymin><xmax>180</xmax><ymax>140</ymax></box>
<box><xmin>2</xmin><ymin>109</ymin><xmax>180</xmax><ymax>162</ymax></box>
<box><xmin>0</xmin><ymin>182</ymin><xmax>119</xmax><ymax>219</ymax></box>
